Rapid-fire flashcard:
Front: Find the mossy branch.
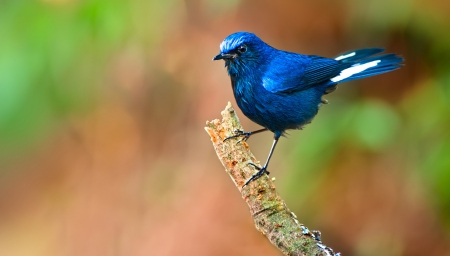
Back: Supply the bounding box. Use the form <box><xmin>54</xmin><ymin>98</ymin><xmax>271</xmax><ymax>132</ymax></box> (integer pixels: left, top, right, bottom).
<box><xmin>205</xmin><ymin>102</ymin><xmax>339</xmax><ymax>256</ymax></box>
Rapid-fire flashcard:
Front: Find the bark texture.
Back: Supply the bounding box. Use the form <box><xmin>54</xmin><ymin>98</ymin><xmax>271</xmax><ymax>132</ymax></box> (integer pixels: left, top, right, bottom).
<box><xmin>205</xmin><ymin>102</ymin><xmax>339</xmax><ymax>256</ymax></box>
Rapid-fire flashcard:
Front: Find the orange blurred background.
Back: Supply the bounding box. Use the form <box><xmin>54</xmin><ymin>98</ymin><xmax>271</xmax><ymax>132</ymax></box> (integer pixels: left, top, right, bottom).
<box><xmin>1</xmin><ymin>0</ymin><xmax>450</xmax><ymax>255</ymax></box>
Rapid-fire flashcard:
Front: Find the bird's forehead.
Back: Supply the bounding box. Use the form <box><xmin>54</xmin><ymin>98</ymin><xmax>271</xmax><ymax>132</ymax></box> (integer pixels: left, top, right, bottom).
<box><xmin>220</xmin><ymin>37</ymin><xmax>246</xmax><ymax>53</ymax></box>
<box><xmin>219</xmin><ymin>32</ymin><xmax>258</xmax><ymax>53</ymax></box>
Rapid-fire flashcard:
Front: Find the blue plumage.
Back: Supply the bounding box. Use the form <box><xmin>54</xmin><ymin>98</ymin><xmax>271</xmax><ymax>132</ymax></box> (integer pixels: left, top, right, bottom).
<box><xmin>213</xmin><ymin>32</ymin><xmax>403</xmax><ymax>187</ymax></box>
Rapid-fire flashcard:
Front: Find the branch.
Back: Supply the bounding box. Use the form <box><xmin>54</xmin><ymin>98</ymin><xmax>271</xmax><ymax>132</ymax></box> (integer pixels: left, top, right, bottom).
<box><xmin>205</xmin><ymin>102</ymin><xmax>340</xmax><ymax>256</ymax></box>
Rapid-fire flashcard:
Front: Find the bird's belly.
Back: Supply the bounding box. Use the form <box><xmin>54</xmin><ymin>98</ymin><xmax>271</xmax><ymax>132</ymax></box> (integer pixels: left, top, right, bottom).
<box><xmin>237</xmin><ymin>87</ymin><xmax>323</xmax><ymax>133</ymax></box>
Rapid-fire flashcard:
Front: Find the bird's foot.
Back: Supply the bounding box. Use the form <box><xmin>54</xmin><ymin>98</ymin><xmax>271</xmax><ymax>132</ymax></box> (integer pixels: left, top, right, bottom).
<box><xmin>242</xmin><ymin>163</ymin><xmax>270</xmax><ymax>188</ymax></box>
<box><xmin>223</xmin><ymin>129</ymin><xmax>252</xmax><ymax>144</ymax></box>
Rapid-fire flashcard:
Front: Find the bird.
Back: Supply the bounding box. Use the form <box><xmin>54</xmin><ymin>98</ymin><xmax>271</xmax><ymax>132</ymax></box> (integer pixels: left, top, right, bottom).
<box><xmin>213</xmin><ymin>31</ymin><xmax>403</xmax><ymax>188</ymax></box>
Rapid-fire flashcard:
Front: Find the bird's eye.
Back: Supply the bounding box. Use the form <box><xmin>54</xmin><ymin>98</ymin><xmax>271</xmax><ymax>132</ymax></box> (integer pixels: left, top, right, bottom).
<box><xmin>237</xmin><ymin>45</ymin><xmax>247</xmax><ymax>53</ymax></box>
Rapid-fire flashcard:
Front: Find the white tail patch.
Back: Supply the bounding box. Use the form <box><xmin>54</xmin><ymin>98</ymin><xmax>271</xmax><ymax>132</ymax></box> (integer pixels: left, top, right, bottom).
<box><xmin>334</xmin><ymin>52</ymin><xmax>356</xmax><ymax>61</ymax></box>
<box><xmin>330</xmin><ymin>60</ymin><xmax>381</xmax><ymax>82</ymax></box>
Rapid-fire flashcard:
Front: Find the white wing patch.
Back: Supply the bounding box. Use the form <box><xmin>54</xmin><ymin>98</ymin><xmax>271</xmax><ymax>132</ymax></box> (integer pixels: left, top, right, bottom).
<box><xmin>330</xmin><ymin>60</ymin><xmax>380</xmax><ymax>83</ymax></box>
<box><xmin>334</xmin><ymin>52</ymin><xmax>356</xmax><ymax>61</ymax></box>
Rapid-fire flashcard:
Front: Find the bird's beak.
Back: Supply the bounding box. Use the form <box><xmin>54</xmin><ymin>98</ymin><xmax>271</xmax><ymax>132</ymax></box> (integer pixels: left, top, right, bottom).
<box><xmin>213</xmin><ymin>53</ymin><xmax>236</xmax><ymax>61</ymax></box>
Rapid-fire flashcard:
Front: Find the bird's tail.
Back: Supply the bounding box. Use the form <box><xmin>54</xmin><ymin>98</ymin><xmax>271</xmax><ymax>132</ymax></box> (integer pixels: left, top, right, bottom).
<box><xmin>331</xmin><ymin>48</ymin><xmax>403</xmax><ymax>83</ymax></box>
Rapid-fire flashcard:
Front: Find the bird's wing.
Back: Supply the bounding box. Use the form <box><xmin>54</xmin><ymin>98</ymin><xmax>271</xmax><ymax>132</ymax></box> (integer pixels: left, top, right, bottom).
<box><xmin>262</xmin><ymin>54</ymin><xmax>345</xmax><ymax>93</ymax></box>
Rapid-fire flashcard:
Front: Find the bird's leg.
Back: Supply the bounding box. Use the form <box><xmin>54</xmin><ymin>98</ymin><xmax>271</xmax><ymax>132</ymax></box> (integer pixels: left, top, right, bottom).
<box><xmin>223</xmin><ymin>128</ymin><xmax>268</xmax><ymax>144</ymax></box>
<box><xmin>243</xmin><ymin>135</ymin><xmax>280</xmax><ymax>188</ymax></box>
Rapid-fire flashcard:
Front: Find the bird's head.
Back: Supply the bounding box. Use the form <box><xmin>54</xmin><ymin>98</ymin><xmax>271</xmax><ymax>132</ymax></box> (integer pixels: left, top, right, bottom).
<box><xmin>213</xmin><ymin>32</ymin><xmax>269</xmax><ymax>76</ymax></box>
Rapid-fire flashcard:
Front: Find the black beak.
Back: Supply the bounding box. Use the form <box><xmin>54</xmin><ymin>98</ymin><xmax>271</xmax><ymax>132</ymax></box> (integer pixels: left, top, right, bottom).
<box><xmin>213</xmin><ymin>53</ymin><xmax>236</xmax><ymax>61</ymax></box>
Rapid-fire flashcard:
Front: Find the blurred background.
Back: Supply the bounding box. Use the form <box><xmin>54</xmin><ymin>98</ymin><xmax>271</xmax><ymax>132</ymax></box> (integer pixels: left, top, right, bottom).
<box><xmin>0</xmin><ymin>0</ymin><xmax>450</xmax><ymax>255</ymax></box>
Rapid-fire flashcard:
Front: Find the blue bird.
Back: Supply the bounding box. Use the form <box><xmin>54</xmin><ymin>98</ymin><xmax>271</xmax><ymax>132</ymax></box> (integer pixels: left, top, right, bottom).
<box><xmin>213</xmin><ymin>32</ymin><xmax>403</xmax><ymax>187</ymax></box>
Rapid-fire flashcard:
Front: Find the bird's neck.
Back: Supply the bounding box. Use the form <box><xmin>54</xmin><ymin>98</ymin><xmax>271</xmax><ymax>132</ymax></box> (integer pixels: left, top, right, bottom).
<box><xmin>225</xmin><ymin>50</ymin><xmax>272</xmax><ymax>112</ymax></box>
<box><xmin>228</xmin><ymin>63</ymin><xmax>257</xmax><ymax>91</ymax></box>
<box><xmin>228</xmin><ymin>65</ymin><xmax>262</xmax><ymax>117</ymax></box>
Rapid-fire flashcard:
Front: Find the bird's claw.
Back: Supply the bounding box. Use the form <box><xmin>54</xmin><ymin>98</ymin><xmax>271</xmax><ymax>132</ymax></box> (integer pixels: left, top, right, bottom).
<box><xmin>223</xmin><ymin>129</ymin><xmax>252</xmax><ymax>144</ymax></box>
<box><xmin>242</xmin><ymin>163</ymin><xmax>270</xmax><ymax>188</ymax></box>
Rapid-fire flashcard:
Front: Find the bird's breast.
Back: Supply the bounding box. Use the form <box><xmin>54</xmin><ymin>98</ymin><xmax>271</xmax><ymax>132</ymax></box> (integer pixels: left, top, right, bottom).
<box><xmin>232</xmin><ymin>77</ymin><xmax>254</xmax><ymax>108</ymax></box>
<box><xmin>231</xmin><ymin>75</ymin><xmax>280</xmax><ymax>129</ymax></box>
